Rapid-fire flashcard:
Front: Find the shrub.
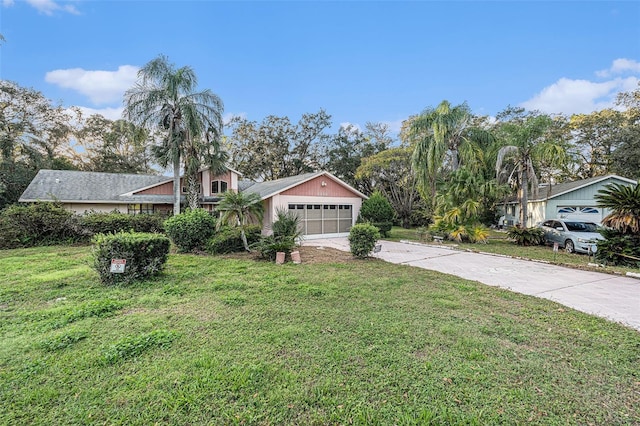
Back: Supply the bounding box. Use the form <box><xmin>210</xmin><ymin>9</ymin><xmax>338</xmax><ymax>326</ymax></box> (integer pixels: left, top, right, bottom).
<box><xmin>507</xmin><ymin>226</ymin><xmax>545</xmax><ymax>246</ymax></box>
<box><xmin>164</xmin><ymin>208</ymin><xmax>216</xmax><ymax>252</ymax></box>
<box><xmin>253</xmin><ymin>235</ymin><xmax>297</xmax><ymax>261</ymax></box>
<box><xmin>0</xmin><ymin>202</ymin><xmax>83</xmax><ymax>249</ymax></box>
<box><xmin>254</xmin><ymin>209</ymin><xmax>303</xmax><ymax>261</ymax></box>
<box><xmin>80</xmin><ymin>212</ymin><xmax>165</xmax><ymax>235</ymax></box>
<box><xmin>595</xmin><ymin>228</ymin><xmax>640</xmax><ymax>267</ymax></box>
<box><xmin>359</xmin><ymin>191</ymin><xmax>395</xmax><ymax>237</ymax></box>
<box><xmin>206</xmin><ymin>225</ymin><xmax>262</xmax><ymax>254</ymax></box>
<box><xmin>91</xmin><ymin>231</ymin><xmax>170</xmax><ymax>285</ymax></box>
<box><xmin>348</xmin><ymin>223</ymin><xmax>380</xmax><ymax>259</ymax></box>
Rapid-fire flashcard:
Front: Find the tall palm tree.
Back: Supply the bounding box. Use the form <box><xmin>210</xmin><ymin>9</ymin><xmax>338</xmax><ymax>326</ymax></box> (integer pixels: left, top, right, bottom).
<box><xmin>411</xmin><ymin>100</ymin><xmax>493</xmax><ymax>197</ymax></box>
<box><xmin>495</xmin><ymin>114</ymin><xmax>566</xmax><ymax>227</ymax></box>
<box><xmin>595</xmin><ymin>182</ymin><xmax>640</xmax><ymax>234</ymax></box>
<box><xmin>216</xmin><ymin>190</ymin><xmax>264</xmax><ymax>251</ymax></box>
<box><xmin>124</xmin><ymin>55</ymin><xmax>224</xmax><ymax>215</ymax></box>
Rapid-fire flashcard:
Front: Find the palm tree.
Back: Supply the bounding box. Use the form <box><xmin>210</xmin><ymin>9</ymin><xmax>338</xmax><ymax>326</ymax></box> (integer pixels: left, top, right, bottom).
<box><xmin>216</xmin><ymin>191</ymin><xmax>264</xmax><ymax>251</ymax></box>
<box><xmin>124</xmin><ymin>55</ymin><xmax>224</xmax><ymax>215</ymax></box>
<box><xmin>411</xmin><ymin>100</ymin><xmax>493</xmax><ymax>197</ymax></box>
<box><xmin>595</xmin><ymin>182</ymin><xmax>640</xmax><ymax>234</ymax></box>
<box><xmin>495</xmin><ymin>114</ymin><xmax>566</xmax><ymax>227</ymax></box>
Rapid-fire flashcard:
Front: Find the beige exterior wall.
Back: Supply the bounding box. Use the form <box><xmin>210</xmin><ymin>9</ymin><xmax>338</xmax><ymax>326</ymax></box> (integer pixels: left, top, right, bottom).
<box><xmin>63</xmin><ymin>203</ymin><xmax>127</xmax><ymax>214</ymax></box>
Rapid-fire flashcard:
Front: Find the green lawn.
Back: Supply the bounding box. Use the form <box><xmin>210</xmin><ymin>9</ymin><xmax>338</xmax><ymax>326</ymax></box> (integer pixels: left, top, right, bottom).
<box><xmin>1</xmin><ymin>246</ymin><xmax>639</xmax><ymax>425</ymax></box>
<box><xmin>388</xmin><ymin>226</ymin><xmax>639</xmax><ymax>275</ymax></box>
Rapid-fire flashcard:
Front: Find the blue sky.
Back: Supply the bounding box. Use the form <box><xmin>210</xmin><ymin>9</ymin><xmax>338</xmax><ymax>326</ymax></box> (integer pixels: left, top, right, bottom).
<box><xmin>1</xmin><ymin>0</ymin><xmax>639</xmax><ymax>135</ymax></box>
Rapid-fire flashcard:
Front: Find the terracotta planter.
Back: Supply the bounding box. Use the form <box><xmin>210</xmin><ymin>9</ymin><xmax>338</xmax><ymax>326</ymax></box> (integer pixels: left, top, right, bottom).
<box><xmin>275</xmin><ymin>251</ymin><xmax>285</xmax><ymax>265</ymax></box>
<box><xmin>291</xmin><ymin>250</ymin><xmax>301</xmax><ymax>264</ymax></box>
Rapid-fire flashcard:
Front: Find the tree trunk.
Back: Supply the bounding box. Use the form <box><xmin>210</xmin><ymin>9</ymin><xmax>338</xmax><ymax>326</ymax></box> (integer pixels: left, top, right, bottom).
<box><xmin>240</xmin><ymin>228</ymin><xmax>250</xmax><ymax>252</ymax></box>
<box><xmin>187</xmin><ymin>174</ymin><xmax>199</xmax><ymax>210</ymax></box>
<box><xmin>520</xmin><ymin>167</ymin><xmax>529</xmax><ymax>227</ymax></box>
<box><xmin>173</xmin><ymin>154</ymin><xmax>181</xmax><ymax>216</ymax></box>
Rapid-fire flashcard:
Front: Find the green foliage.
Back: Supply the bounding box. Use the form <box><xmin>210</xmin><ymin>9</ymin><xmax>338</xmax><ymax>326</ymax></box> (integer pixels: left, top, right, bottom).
<box><xmin>506</xmin><ymin>226</ymin><xmax>545</xmax><ymax>246</ymax></box>
<box><xmin>206</xmin><ymin>225</ymin><xmax>262</xmax><ymax>254</ymax></box>
<box><xmin>164</xmin><ymin>208</ymin><xmax>216</xmax><ymax>252</ymax></box>
<box><xmin>37</xmin><ymin>329</ymin><xmax>89</xmax><ymax>352</ymax></box>
<box><xmin>359</xmin><ymin>191</ymin><xmax>394</xmax><ymax>237</ymax></box>
<box><xmin>429</xmin><ymin>218</ymin><xmax>490</xmax><ymax>243</ymax></box>
<box><xmin>254</xmin><ymin>209</ymin><xmax>302</xmax><ymax>261</ymax></box>
<box><xmin>80</xmin><ymin>212</ymin><xmax>165</xmax><ymax>235</ymax></box>
<box><xmin>91</xmin><ymin>231</ymin><xmax>170</xmax><ymax>285</ymax></box>
<box><xmin>0</xmin><ymin>202</ymin><xmax>82</xmax><ymax>249</ymax></box>
<box><xmin>595</xmin><ymin>181</ymin><xmax>640</xmax><ymax>234</ymax></box>
<box><xmin>595</xmin><ymin>228</ymin><xmax>640</xmax><ymax>267</ymax></box>
<box><xmin>102</xmin><ymin>329</ymin><xmax>178</xmax><ymax>364</ymax></box>
<box><xmin>348</xmin><ymin>223</ymin><xmax>380</xmax><ymax>258</ymax></box>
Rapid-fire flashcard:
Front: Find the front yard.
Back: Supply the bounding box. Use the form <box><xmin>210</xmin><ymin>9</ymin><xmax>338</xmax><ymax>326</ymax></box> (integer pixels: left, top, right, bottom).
<box><xmin>1</xmin><ymin>245</ymin><xmax>638</xmax><ymax>424</ymax></box>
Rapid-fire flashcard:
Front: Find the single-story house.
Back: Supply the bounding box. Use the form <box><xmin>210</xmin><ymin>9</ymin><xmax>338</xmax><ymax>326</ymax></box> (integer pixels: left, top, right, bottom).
<box><xmin>500</xmin><ymin>174</ymin><xmax>637</xmax><ymax>227</ymax></box>
<box><xmin>19</xmin><ymin>168</ymin><xmax>366</xmax><ymax>239</ymax></box>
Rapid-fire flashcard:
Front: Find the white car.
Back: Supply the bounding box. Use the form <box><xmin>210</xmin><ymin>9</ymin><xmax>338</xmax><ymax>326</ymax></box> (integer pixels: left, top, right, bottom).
<box><xmin>538</xmin><ymin>219</ymin><xmax>604</xmax><ymax>254</ymax></box>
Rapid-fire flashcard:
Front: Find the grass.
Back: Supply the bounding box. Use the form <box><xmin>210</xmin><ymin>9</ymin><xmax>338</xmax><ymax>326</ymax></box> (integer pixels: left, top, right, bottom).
<box><xmin>388</xmin><ymin>226</ymin><xmax>639</xmax><ymax>275</ymax></box>
<box><xmin>1</xmin><ymin>245</ymin><xmax>639</xmax><ymax>425</ymax></box>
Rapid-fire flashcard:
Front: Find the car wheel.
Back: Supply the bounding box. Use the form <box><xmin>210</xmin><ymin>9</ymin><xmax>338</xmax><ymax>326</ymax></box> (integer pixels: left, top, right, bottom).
<box><xmin>564</xmin><ymin>239</ymin><xmax>575</xmax><ymax>253</ymax></box>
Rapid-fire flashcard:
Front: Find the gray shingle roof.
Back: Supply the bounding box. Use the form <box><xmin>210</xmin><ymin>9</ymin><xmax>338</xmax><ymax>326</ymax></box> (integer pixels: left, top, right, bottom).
<box><xmin>507</xmin><ymin>174</ymin><xmax>637</xmax><ymax>203</ymax></box>
<box><xmin>19</xmin><ymin>169</ymin><xmax>171</xmax><ymax>203</ymax></box>
<box><xmin>241</xmin><ymin>172</ymin><xmax>323</xmax><ymax>199</ymax></box>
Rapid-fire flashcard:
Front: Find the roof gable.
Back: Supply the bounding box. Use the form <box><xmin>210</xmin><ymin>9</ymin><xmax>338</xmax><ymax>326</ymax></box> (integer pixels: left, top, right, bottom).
<box><xmin>533</xmin><ymin>174</ymin><xmax>637</xmax><ymax>202</ymax></box>
<box><xmin>241</xmin><ymin>171</ymin><xmax>367</xmax><ymax>200</ymax></box>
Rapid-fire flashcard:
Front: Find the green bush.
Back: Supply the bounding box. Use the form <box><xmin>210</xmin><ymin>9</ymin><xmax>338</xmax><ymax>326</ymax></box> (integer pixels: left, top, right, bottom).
<box><xmin>254</xmin><ymin>209</ymin><xmax>302</xmax><ymax>261</ymax></box>
<box><xmin>595</xmin><ymin>228</ymin><xmax>640</xmax><ymax>267</ymax></box>
<box><xmin>359</xmin><ymin>191</ymin><xmax>395</xmax><ymax>237</ymax></box>
<box><xmin>80</xmin><ymin>212</ymin><xmax>165</xmax><ymax>235</ymax></box>
<box><xmin>164</xmin><ymin>208</ymin><xmax>216</xmax><ymax>252</ymax></box>
<box><xmin>0</xmin><ymin>202</ymin><xmax>83</xmax><ymax>249</ymax></box>
<box><xmin>206</xmin><ymin>225</ymin><xmax>262</xmax><ymax>255</ymax></box>
<box><xmin>348</xmin><ymin>223</ymin><xmax>380</xmax><ymax>259</ymax></box>
<box><xmin>253</xmin><ymin>235</ymin><xmax>297</xmax><ymax>261</ymax></box>
<box><xmin>507</xmin><ymin>226</ymin><xmax>545</xmax><ymax>246</ymax></box>
<box><xmin>91</xmin><ymin>231</ymin><xmax>170</xmax><ymax>285</ymax></box>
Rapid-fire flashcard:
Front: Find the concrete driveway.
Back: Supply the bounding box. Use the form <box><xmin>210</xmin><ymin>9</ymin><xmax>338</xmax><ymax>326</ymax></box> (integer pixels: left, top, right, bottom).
<box><xmin>302</xmin><ymin>238</ymin><xmax>640</xmax><ymax>331</ymax></box>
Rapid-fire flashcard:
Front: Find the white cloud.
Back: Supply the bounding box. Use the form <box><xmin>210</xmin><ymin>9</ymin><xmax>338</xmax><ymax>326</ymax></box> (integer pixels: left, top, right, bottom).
<box><xmin>596</xmin><ymin>58</ymin><xmax>640</xmax><ymax>78</ymax></box>
<box><xmin>45</xmin><ymin>65</ymin><xmax>139</xmax><ymax>105</ymax></box>
<box><xmin>339</xmin><ymin>122</ymin><xmax>361</xmax><ymax>132</ymax></box>
<box><xmin>75</xmin><ymin>105</ymin><xmax>124</xmax><ymax>121</ymax></box>
<box><xmin>4</xmin><ymin>0</ymin><xmax>80</xmax><ymax>15</ymax></box>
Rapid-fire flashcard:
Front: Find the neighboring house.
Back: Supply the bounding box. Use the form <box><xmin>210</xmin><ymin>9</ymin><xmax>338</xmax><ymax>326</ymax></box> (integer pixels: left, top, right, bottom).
<box><xmin>500</xmin><ymin>174</ymin><xmax>637</xmax><ymax>227</ymax></box>
<box><xmin>19</xmin><ymin>168</ymin><xmax>366</xmax><ymax>239</ymax></box>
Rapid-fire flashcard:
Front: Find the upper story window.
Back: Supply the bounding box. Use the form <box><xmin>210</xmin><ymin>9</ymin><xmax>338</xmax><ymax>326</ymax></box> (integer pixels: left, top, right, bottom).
<box><xmin>212</xmin><ymin>180</ymin><xmax>228</xmax><ymax>194</ymax></box>
<box><xmin>181</xmin><ymin>183</ymin><xmax>202</xmax><ymax>194</ymax></box>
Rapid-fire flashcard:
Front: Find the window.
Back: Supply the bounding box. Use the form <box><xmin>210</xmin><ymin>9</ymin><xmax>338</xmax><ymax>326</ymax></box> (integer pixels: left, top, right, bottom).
<box><xmin>211</xmin><ymin>180</ymin><xmax>228</xmax><ymax>194</ymax></box>
<box><xmin>127</xmin><ymin>204</ymin><xmax>154</xmax><ymax>215</ymax></box>
<box><xmin>182</xmin><ymin>183</ymin><xmax>202</xmax><ymax>194</ymax></box>
<box><xmin>580</xmin><ymin>207</ymin><xmax>599</xmax><ymax>214</ymax></box>
<box><xmin>558</xmin><ymin>207</ymin><xmax>576</xmax><ymax>213</ymax></box>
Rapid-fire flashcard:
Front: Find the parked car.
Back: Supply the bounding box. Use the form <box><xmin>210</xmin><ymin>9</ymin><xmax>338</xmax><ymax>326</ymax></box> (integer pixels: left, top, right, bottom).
<box><xmin>538</xmin><ymin>219</ymin><xmax>604</xmax><ymax>254</ymax></box>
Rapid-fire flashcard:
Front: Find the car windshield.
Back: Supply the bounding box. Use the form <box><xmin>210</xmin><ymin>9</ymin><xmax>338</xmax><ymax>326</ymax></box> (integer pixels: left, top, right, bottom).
<box><xmin>565</xmin><ymin>222</ymin><xmax>598</xmax><ymax>232</ymax></box>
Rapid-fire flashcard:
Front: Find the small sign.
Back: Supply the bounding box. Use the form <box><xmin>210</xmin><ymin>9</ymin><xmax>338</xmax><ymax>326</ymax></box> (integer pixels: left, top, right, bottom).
<box><xmin>553</xmin><ymin>243</ymin><xmax>559</xmax><ymax>253</ymax></box>
<box><xmin>110</xmin><ymin>259</ymin><xmax>126</xmax><ymax>273</ymax></box>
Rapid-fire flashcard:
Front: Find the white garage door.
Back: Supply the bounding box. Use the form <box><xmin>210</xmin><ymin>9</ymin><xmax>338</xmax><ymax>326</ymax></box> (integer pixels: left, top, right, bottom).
<box><xmin>556</xmin><ymin>206</ymin><xmax>602</xmax><ymax>223</ymax></box>
<box><xmin>288</xmin><ymin>204</ymin><xmax>353</xmax><ymax>236</ymax></box>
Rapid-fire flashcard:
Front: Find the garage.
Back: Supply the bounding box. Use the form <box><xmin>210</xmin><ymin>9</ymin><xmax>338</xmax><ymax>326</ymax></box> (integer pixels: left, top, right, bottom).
<box><xmin>556</xmin><ymin>206</ymin><xmax>602</xmax><ymax>222</ymax></box>
<box><xmin>288</xmin><ymin>204</ymin><xmax>353</xmax><ymax>236</ymax></box>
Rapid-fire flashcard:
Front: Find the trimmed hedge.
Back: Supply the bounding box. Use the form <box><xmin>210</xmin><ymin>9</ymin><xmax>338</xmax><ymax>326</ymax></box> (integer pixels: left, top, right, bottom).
<box><xmin>80</xmin><ymin>212</ymin><xmax>165</xmax><ymax>235</ymax></box>
<box><xmin>164</xmin><ymin>209</ymin><xmax>216</xmax><ymax>252</ymax></box>
<box><xmin>348</xmin><ymin>223</ymin><xmax>380</xmax><ymax>259</ymax></box>
<box><xmin>206</xmin><ymin>225</ymin><xmax>262</xmax><ymax>254</ymax></box>
<box><xmin>0</xmin><ymin>202</ymin><xmax>83</xmax><ymax>249</ymax></box>
<box><xmin>91</xmin><ymin>231</ymin><xmax>170</xmax><ymax>286</ymax></box>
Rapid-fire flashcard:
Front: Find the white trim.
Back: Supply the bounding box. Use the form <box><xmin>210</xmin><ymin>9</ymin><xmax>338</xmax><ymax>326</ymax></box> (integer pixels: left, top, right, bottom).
<box><xmin>123</xmin><ymin>178</ymin><xmax>173</xmax><ymax>196</ymax></box>
<box><xmin>534</xmin><ymin>174</ymin><xmax>637</xmax><ymax>201</ymax></box>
